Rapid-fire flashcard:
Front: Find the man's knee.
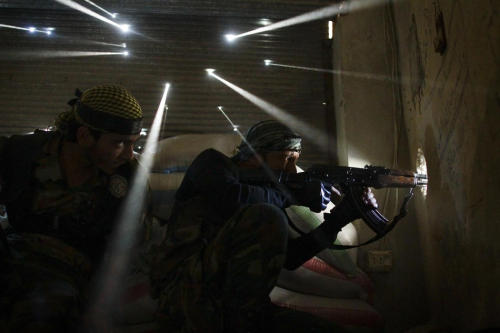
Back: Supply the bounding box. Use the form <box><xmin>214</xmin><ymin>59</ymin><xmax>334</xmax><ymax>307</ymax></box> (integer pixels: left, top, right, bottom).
<box><xmin>237</xmin><ymin>203</ymin><xmax>288</xmax><ymax>238</ymax></box>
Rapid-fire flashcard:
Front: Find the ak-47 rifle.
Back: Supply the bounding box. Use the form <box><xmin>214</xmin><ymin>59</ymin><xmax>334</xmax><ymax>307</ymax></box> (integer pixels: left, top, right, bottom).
<box><xmin>280</xmin><ymin>165</ymin><xmax>428</xmax><ymax>249</ymax></box>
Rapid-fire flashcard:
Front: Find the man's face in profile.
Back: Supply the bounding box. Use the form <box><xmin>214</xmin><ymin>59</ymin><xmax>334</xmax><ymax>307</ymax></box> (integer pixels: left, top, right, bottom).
<box><xmin>263</xmin><ymin>150</ymin><xmax>300</xmax><ymax>174</ymax></box>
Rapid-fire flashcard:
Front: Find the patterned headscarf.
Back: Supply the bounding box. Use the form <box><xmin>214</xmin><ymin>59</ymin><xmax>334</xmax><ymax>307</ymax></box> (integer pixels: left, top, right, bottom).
<box><xmin>235</xmin><ymin>120</ymin><xmax>302</xmax><ymax>161</ymax></box>
<box><xmin>55</xmin><ymin>85</ymin><xmax>143</xmax><ymax>135</ymax></box>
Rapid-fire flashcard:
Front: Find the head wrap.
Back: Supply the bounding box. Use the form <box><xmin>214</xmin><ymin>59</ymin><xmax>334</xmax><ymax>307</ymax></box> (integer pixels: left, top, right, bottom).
<box><xmin>235</xmin><ymin>120</ymin><xmax>302</xmax><ymax>161</ymax></box>
<box><xmin>55</xmin><ymin>85</ymin><xmax>143</xmax><ymax>135</ymax></box>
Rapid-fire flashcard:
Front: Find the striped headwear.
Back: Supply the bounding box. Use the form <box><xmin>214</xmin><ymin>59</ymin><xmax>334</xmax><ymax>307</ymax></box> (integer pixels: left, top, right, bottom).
<box><xmin>235</xmin><ymin>120</ymin><xmax>302</xmax><ymax>161</ymax></box>
<box><xmin>57</xmin><ymin>85</ymin><xmax>143</xmax><ymax>135</ymax></box>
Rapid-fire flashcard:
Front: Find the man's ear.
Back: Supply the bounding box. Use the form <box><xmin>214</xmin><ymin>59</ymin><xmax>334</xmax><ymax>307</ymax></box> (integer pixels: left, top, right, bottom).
<box><xmin>76</xmin><ymin>126</ymin><xmax>96</xmax><ymax>148</ymax></box>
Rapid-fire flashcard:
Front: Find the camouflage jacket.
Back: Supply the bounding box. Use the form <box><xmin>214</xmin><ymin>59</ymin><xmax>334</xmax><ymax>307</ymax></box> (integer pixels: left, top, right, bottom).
<box><xmin>0</xmin><ymin>130</ymin><xmax>140</xmax><ymax>264</ymax></box>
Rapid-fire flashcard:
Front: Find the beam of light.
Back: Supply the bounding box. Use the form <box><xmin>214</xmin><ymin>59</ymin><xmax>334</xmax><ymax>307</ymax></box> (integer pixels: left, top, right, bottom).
<box><xmin>217</xmin><ymin>106</ymin><xmax>240</xmax><ymax>132</ymax></box>
<box><xmin>54</xmin><ymin>0</ymin><xmax>131</xmax><ymax>33</ymax></box>
<box><xmin>207</xmin><ymin>69</ymin><xmax>329</xmax><ymax>151</ymax></box>
<box><xmin>225</xmin><ymin>0</ymin><xmax>394</xmax><ymax>41</ymax></box>
<box><xmin>224</xmin><ymin>34</ymin><xmax>237</xmax><ymax>42</ymax></box>
<box><xmin>0</xmin><ymin>24</ymin><xmax>53</xmax><ymax>35</ymax></box>
<box><xmin>85</xmin><ymin>83</ymin><xmax>170</xmax><ymax>331</ymax></box>
<box><xmin>265</xmin><ymin>60</ymin><xmax>414</xmax><ymax>85</ymax></box>
<box><xmin>120</xmin><ymin>24</ymin><xmax>130</xmax><ymax>32</ymax></box>
<box><xmin>0</xmin><ymin>50</ymin><xmax>129</xmax><ymax>60</ymax></box>
<box><xmin>89</xmin><ymin>41</ymin><xmax>126</xmax><ymax>48</ymax></box>
<box><xmin>216</xmin><ymin>105</ymin><xmax>284</xmax><ymax>185</ymax></box>
<box><xmin>82</xmin><ymin>0</ymin><xmax>117</xmax><ymax>18</ymax></box>
<box><xmin>216</xmin><ymin>106</ymin><xmax>260</xmax><ymax>160</ymax></box>
<box><xmin>64</xmin><ymin>39</ymin><xmax>127</xmax><ymax>48</ymax></box>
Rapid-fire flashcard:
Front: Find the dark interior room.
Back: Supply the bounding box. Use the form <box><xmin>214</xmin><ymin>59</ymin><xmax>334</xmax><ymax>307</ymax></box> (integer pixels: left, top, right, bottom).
<box><xmin>0</xmin><ymin>0</ymin><xmax>498</xmax><ymax>332</ymax></box>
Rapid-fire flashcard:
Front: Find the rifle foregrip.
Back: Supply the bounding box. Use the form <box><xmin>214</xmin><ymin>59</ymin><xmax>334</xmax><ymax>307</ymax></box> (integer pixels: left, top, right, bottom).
<box><xmin>376</xmin><ymin>175</ymin><xmax>419</xmax><ymax>188</ymax></box>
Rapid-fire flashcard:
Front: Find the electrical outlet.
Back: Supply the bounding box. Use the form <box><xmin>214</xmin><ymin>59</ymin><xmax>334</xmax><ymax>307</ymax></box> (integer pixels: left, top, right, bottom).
<box><xmin>367</xmin><ymin>250</ymin><xmax>392</xmax><ymax>272</ymax></box>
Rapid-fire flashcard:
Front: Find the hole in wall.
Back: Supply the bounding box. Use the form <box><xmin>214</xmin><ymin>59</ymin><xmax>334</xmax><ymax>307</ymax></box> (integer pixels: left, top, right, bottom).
<box><xmin>416</xmin><ymin>147</ymin><xmax>428</xmax><ymax>197</ymax></box>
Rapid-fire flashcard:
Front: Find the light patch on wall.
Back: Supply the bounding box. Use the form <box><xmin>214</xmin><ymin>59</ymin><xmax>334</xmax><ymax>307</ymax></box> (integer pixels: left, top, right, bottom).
<box><xmin>348</xmin><ymin>155</ymin><xmax>370</xmax><ymax>168</ymax></box>
<box><xmin>416</xmin><ymin>147</ymin><xmax>428</xmax><ymax>197</ymax></box>
<box><xmin>259</xmin><ymin>18</ymin><xmax>272</xmax><ymax>26</ymax></box>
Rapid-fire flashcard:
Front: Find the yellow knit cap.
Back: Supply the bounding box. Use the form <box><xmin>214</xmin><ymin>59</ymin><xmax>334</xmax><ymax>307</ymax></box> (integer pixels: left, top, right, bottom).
<box><xmin>79</xmin><ymin>85</ymin><xmax>142</xmax><ymax>119</ymax></box>
<box><xmin>74</xmin><ymin>85</ymin><xmax>143</xmax><ymax>134</ymax></box>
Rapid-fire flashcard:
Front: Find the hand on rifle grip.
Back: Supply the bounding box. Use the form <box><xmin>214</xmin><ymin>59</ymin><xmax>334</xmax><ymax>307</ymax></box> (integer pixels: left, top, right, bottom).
<box><xmin>284</xmin><ymin>173</ymin><xmax>333</xmax><ymax>213</ymax></box>
<box><xmin>361</xmin><ymin>187</ymin><xmax>378</xmax><ymax>209</ymax></box>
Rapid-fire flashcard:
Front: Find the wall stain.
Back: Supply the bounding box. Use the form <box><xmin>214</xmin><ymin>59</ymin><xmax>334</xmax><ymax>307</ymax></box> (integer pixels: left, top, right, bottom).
<box><xmin>437</xmin><ymin>69</ymin><xmax>468</xmax><ymax>160</ymax></box>
<box><xmin>408</xmin><ymin>14</ymin><xmax>425</xmax><ymax>113</ymax></box>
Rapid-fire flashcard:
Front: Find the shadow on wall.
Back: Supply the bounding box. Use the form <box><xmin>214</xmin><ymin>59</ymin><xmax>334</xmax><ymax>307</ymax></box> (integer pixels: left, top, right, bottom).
<box><xmin>423</xmin><ymin>125</ymin><xmax>462</xmax><ymax>329</ymax></box>
<box><xmin>466</xmin><ymin>73</ymin><xmax>500</xmax><ymax>330</ymax></box>
<box><xmin>423</xmin><ymin>99</ymin><xmax>500</xmax><ymax>331</ymax></box>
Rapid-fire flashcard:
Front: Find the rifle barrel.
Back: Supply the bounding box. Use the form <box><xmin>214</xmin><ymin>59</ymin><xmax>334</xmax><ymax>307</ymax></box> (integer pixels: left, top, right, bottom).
<box><xmin>415</xmin><ymin>174</ymin><xmax>428</xmax><ymax>186</ymax></box>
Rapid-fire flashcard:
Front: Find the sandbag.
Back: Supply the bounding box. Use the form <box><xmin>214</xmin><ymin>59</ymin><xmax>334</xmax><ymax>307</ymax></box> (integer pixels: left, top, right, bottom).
<box><xmin>270</xmin><ymin>287</ymin><xmax>383</xmax><ymax>329</ymax></box>
<box><xmin>115</xmin><ymin>272</ymin><xmax>158</xmax><ymax>325</ymax></box>
<box><xmin>286</xmin><ymin>204</ymin><xmax>359</xmax><ymax>274</ymax></box>
<box><xmin>301</xmin><ymin>257</ymin><xmax>374</xmax><ymax>304</ymax></box>
<box><xmin>153</xmin><ymin>133</ymin><xmax>241</xmax><ymax>172</ymax></box>
<box><xmin>149</xmin><ymin>172</ymin><xmax>185</xmax><ymax>191</ymax></box>
<box><xmin>276</xmin><ymin>266</ymin><xmax>368</xmax><ymax>300</ymax></box>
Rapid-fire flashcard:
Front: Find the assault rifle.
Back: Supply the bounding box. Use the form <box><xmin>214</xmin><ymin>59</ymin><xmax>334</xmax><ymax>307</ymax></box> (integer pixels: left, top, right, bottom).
<box><xmin>280</xmin><ymin>165</ymin><xmax>428</xmax><ymax>249</ymax></box>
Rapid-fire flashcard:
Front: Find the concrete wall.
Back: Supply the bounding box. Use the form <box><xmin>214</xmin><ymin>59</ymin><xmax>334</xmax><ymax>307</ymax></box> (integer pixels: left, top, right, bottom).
<box><xmin>333</xmin><ymin>0</ymin><xmax>499</xmax><ymax>332</ymax></box>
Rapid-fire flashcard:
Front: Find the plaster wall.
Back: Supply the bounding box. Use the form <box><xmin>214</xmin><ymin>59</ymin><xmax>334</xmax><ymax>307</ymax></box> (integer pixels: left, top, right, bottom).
<box><xmin>393</xmin><ymin>0</ymin><xmax>500</xmax><ymax>331</ymax></box>
<box><xmin>333</xmin><ymin>0</ymin><xmax>499</xmax><ymax>331</ymax></box>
